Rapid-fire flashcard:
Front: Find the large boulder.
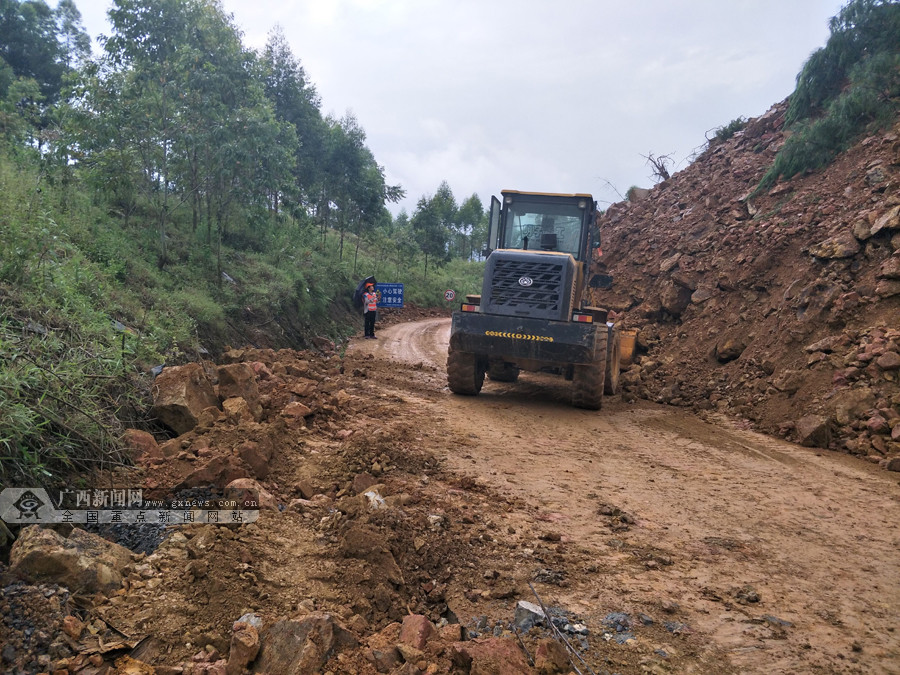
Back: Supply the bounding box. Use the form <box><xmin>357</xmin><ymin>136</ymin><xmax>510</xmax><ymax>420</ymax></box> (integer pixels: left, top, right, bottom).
<box><xmin>9</xmin><ymin>526</ymin><xmax>133</xmax><ymax>595</ymax></box>
<box><xmin>659</xmin><ymin>281</ymin><xmax>692</xmax><ymax>317</ymax></box>
<box><xmin>253</xmin><ymin>615</ymin><xmax>358</xmax><ymax>674</ymax></box>
<box><xmin>151</xmin><ymin>363</ymin><xmax>220</xmax><ymax>435</ymax></box>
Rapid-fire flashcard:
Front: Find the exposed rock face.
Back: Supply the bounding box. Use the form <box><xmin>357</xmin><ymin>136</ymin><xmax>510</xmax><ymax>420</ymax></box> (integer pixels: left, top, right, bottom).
<box><xmin>9</xmin><ymin>526</ymin><xmax>133</xmax><ymax>595</ymax></box>
<box><xmin>151</xmin><ymin>363</ymin><xmax>220</xmax><ymax>435</ymax></box>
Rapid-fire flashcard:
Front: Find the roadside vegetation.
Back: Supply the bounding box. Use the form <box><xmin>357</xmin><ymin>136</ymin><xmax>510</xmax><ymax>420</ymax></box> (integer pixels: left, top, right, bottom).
<box><xmin>0</xmin><ymin>0</ymin><xmax>485</xmax><ymax>487</ymax></box>
<box><xmin>757</xmin><ymin>0</ymin><xmax>900</xmax><ymax>191</ymax></box>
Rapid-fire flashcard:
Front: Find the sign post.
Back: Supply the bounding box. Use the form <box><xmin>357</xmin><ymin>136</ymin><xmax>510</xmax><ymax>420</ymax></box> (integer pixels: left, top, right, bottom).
<box><xmin>444</xmin><ymin>289</ymin><xmax>456</xmax><ymax>302</ymax></box>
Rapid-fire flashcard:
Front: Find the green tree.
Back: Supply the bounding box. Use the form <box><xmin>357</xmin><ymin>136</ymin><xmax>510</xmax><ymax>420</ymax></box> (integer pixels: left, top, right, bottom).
<box><xmin>454</xmin><ymin>193</ymin><xmax>485</xmax><ymax>261</ymax></box>
<box><xmin>0</xmin><ymin>0</ymin><xmax>65</xmax><ymax>101</ymax></box>
<box><xmin>412</xmin><ymin>181</ymin><xmax>456</xmax><ymax>279</ymax></box>
<box><xmin>94</xmin><ymin>0</ymin><xmax>294</xmax><ymax>270</ymax></box>
<box><xmin>55</xmin><ymin>0</ymin><xmax>90</xmax><ymax>69</ymax></box>
<box><xmin>758</xmin><ymin>0</ymin><xmax>900</xmax><ymax>190</ymax></box>
<box><xmin>787</xmin><ymin>0</ymin><xmax>900</xmax><ymax>125</ymax></box>
<box><xmin>261</xmin><ymin>26</ymin><xmax>326</xmax><ymax>218</ymax></box>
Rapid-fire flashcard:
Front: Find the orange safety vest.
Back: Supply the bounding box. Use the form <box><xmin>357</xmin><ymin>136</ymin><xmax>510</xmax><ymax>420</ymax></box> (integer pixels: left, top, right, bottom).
<box><xmin>364</xmin><ymin>291</ymin><xmax>377</xmax><ymax>312</ymax></box>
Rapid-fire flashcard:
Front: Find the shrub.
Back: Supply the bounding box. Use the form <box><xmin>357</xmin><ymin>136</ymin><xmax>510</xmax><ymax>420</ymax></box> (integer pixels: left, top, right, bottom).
<box><xmin>757</xmin><ymin>0</ymin><xmax>900</xmax><ymax>192</ymax></box>
<box><xmin>713</xmin><ymin>117</ymin><xmax>747</xmax><ymax>144</ymax></box>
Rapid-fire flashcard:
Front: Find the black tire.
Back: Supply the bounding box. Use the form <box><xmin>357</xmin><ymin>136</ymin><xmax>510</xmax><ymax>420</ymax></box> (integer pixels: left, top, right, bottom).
<box><xmin>447</xmin><ymin>349</ymin><xmax>485</xmax><ymax>395</ymax></box>
<box><xmin>572</xmin><ymin>331</ymin><xmax>608</xmax><ymax>410</ymax></box>
<box><xmin>604</xmin><ymin>325</ymin><xmax>621</xmax><ymax>395</ymax></box>
<box><xmin>487</xmin><ymin>361</ymin><xmax>519</xmax><ymax>382</ymax></box>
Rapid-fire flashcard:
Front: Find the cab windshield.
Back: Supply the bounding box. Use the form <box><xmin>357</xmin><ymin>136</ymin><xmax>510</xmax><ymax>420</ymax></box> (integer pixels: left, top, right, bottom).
<box><xmin>501</xmin><ymin>201</ymin><xmax>585</xmax><ymax>258</ymax></box>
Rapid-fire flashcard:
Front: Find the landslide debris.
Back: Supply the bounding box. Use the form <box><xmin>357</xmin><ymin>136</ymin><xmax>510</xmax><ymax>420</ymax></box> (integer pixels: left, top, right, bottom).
<box><xmin>596</xmin><ymin>102</ymin><xmax>900</xmax><ymax>465</ymax></box>
<box><xmin>3</xmin><ymin>341</ymin><xmax>726</xmax><ymax>674</ymax></box>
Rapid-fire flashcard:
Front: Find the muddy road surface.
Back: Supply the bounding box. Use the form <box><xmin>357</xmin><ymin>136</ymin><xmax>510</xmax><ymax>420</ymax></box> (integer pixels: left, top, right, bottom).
<box><xmin>354</xmin><ymin>318</ymin><xmax>900</xmax><ymax>674</ymax></box>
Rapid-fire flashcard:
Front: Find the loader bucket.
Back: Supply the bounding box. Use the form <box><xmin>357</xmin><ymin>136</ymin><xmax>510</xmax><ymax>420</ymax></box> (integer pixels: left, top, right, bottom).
<box><xmin>619</xmin><ymin>329</ymin><xmax>638</xmax><ymax>367</ymax></box>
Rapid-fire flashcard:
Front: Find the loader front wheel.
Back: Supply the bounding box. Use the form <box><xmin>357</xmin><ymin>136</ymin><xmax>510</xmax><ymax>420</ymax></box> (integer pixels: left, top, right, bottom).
<box><xmin>572</xmin><ymin>332</ymin><xmax>608</xmax><ymax>410</ymax></box>
<box><xmin>447</xmin><ymin>349</ymin><xmax>485</xmax><ymax>395</ymax></box>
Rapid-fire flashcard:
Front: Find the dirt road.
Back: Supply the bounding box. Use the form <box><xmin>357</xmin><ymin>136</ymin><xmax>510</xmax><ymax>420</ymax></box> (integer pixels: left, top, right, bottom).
<box><xmin>355</xmin><ymin>318</ymin><xmax>900</xmax><ymax>674</ymax></box>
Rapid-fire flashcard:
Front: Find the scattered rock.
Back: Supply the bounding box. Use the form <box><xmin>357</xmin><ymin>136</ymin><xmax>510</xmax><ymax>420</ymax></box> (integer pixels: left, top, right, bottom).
<box><xmin>449</xmin><ymin>637</ymin><xmax>531</xmax><ymax>675</ymax></box>
<box><xmin>151</xmin><ymin>363</ymin><xmax>220</xmax><ymax>435</ymax></box>
<box><xmin>513</xmin><ymin>600</ymin><xmax>546</xmax><ymax>631</ymax></box>
<box><xmin>225</xmin><ymin>478</ymin><xmax>279</xmax><ymax>510</ymax></box>
<box><xmin>398</xmin><ymin>614</ymin><xmax>436</xmax><ymax>650</ymax></box>
<box><xmin>217</xmin><ymin>363</ymin><xmax>261</xmax><ymax>414</ymax></box>
<box><xmin>253</xmin><ymin>615</ymin><xmax>358</xmax><ymax>674</ymax></box>
<box><xmin>222</xmin><ymin>396</ymin><xmax>254</xmax><ymax>424</ymax></box>
<box><xmin>9</xmin><ymin>526</ymin><xmax>133</xmax><ymax>595</ymax></box>
<box><xmin>795</xmin><ymin>415</ymin><xmax>832</xmax><ymax>448</ymax></box>
<box><xmin>226</xmin><ymin>621</ymin><xmax>260</xmax><ymax>675</ymax></box>
<box><xmin>237</xmin><ymin>440</ymin><xmax>273</xmax><ymax>479</ymax></box>
<box><xmin>810</xmin><ymin>232</ymin><xmax>860</xmax><ymax>259</ymax></box>
<box><xmin>121</xmin><ymin>429</ymin><xmax>162</xmax><ymax>463</ymax></box>
<box><xmin>872</xmin><ymin>205</ymin><xmax>900</xmax><ymax>236</ymax></box>
<box><xmin>876</xmin><ymin>352</ymin><xmax>900</xmax><ymax>371</ymax></box>
<box><xmin>716</xmin><ymin>335</ymin><xmax>747</xmax><ymax>363</ymax></box>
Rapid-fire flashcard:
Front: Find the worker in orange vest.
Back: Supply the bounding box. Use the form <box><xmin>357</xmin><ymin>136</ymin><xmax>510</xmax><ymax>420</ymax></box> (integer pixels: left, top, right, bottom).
<box><xmin>363</xmin><ymin>282</ymin><xmax>378</xmax><ymax>339</ymax></box>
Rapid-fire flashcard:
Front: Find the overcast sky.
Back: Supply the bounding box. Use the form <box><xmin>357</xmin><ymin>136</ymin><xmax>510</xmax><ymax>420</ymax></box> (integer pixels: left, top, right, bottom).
<box><xmin>77</xmin><ymin>0</ymin><xmax>847</xmax><ymax>214</ymax></box>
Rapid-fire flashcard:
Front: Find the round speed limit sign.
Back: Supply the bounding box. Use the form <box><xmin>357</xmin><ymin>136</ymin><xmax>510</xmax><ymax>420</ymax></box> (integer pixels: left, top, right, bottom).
<box><xmin>444</xmin><ymin>289</ymin><xmax>455</xmax><ymax>302</ymax></box>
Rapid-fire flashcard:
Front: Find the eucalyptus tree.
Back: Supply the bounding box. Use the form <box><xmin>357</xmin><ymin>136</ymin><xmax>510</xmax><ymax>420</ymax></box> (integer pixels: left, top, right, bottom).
<box><xmin>261</xmin><ymin>26</ymin><xmax>326</xmax><ymax>219</ymax></box>
<box><xmin>454</xmin><ymin>193</ymin><xmax>485</xmax><ymax>261</ymax></box>
<box><xmin>55</xmin><ymin>0</ymin><xmax>90</xmax><ymax>69</ymax></box>
<box><xmin>411</xmin><ymin>181</ymin><xmax>456</xmax><ymax>280</ymax></box>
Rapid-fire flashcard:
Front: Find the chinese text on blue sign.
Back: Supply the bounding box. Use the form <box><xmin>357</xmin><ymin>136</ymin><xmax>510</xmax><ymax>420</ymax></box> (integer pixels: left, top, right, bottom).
<box><xmin>376</xmin><ymin>283</ymin><xmax>404</xmax><ymax>308</ymax></box>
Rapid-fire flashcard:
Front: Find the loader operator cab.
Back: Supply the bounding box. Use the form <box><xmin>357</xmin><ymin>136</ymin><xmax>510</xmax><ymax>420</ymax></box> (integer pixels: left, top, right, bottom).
<box><xmin>489</xmin><ymin>191</ymin><xmax>597</xmax><ymax>262</ymax></box>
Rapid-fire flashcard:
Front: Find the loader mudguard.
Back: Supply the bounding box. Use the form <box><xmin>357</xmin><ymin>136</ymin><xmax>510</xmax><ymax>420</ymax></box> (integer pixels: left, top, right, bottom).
<box><xmin>450</xmin><ymin>311</ymin><xmax>604</xmax><ymax>365</ymax></box>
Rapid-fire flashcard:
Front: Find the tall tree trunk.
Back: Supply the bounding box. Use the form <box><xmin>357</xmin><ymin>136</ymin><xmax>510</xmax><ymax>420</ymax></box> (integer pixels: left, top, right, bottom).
<box><xmin>216</xmin><ymin>211</ymin><xmax>223</xmax><ymax>289</ymax></box>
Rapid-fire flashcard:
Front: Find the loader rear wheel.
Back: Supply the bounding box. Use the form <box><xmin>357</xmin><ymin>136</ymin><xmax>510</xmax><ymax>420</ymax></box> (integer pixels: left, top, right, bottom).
<box><xmin>572</xmin><ymin>333</ymin><xmax>608</xmax><ymax>410</ymax></box>
<box><xmin>604</xmin><ymin>326</ymin><xmax>621</xmax><ymax>395</ymax></box>
<box><xmin>487</xmin><ymin>362</ymin><xmax>519</xmax><ymax>382</ymax></box>
<box><xmin>447</xmin><ymin>349</ymin><xmax>485</xmax><ymax>395</ymax></box>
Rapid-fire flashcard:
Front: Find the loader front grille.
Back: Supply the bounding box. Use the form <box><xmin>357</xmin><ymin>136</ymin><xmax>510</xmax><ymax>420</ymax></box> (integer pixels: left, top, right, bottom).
<box><xmin>482</xmin><ymin>252</ymin><xmax>575</xmax><ymax>321</ymax></box>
